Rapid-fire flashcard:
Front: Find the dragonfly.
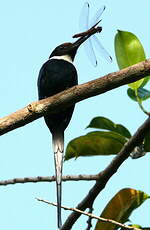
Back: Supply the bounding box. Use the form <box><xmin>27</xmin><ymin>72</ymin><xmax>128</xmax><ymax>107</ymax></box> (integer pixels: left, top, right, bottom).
<box><xmin>74</xmin><ymin>2</ymin><xmax>112</xmax><ymax>66</ymax></box>
<box><xmin>73</xmin><ymin>26</ymin><xmax>102</xmax><ymax>38</ymax></box>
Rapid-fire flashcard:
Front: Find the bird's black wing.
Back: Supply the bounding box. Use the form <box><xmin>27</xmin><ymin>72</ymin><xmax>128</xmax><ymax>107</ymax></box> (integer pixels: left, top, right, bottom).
<box><xmin>38</xmin><ymin>59</ymin><xmax>78</xmax><ymax>132</ymax></box>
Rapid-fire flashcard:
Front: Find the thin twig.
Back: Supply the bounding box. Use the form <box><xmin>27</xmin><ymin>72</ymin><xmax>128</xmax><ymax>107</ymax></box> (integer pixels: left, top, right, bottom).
<box><xmin>0</xmin><ymin>174</ymin><xmax>98</xmax><ymax>186</ymax></box>
<box><xmin>36</xmin><ymin>197</ymin><xmax>140</xmax><ymax>230</ymax></box>
<box><xmin>61</xmin><ymin>116</ymin><xmax>150</xmax><ymax>230</ymax></box>
<box><xmin>0</xmin><ymin>59</ymin><xmax>150</xmax><ymax>135</ymax></box>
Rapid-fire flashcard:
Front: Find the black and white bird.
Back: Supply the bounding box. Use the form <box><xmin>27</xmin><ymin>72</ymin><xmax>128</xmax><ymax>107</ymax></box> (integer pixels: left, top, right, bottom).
<box><xmin>37</xmin><ymin>34</ymin><xmax>96</xmax><ymax>228</ymax></box>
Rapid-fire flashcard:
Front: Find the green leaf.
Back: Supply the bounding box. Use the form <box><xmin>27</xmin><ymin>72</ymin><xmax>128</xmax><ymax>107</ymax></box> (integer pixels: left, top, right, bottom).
<box><xmin>128</xmin><ymin>225</ymin><xmax>142</xmax><ymax>230</ymax></box>
<box><xmin>140</xmin><ymin>75</ymin><xmax>150</xmax><ymax>88</ymax></box>
<box><xmin>94</xmin><ymin>188</ymin><xmax>149</xmax><ymax>230</ymax></box>
<box><xmin>115</xmin><ymin>30</ymin><xmax>146</xmax><ymax>89</ymax></box>
<box><xmin>128</xmin><ymin>225</ymin><xmax>150</xmax><ymax>230</ymax></box>
<box><xmin>127</xmin><ymin>88</ymin><xmax>150</xmax><ymax>102</ymax></box>
<box><xmin>87</xmin><ymin>116</ymin><xmax>131</xmax><ymax>138</ymax></box>
<box><xmin>65</xmin><ymin>131</ymin><xmax>127</xmax><ymax>160</ymax></box>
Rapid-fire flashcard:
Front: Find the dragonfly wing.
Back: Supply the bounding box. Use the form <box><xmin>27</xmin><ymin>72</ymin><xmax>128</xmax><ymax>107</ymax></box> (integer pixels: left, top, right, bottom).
<box><xmin>92</xmin><ymin>35</ymin><xmax>112</xmax><ymax>63</ymax></box>
<box><xmin>84</xmin><ymin>38</ymin><xmax>97</xmax><ymax>66</ymax></box>
<box><xmin>79</xmin><ymin>2</ymin><xmax>89</xmax><ymax>31</ymax></box>
<box><xmin>89</xmin><ymin>5</ymin><xmax>106</xmax><ymax>28</ymax></box>
<box><xmin>79</xmin><ymin>2</ymin><xmax>97</xmax><ymax>66</ymax></box>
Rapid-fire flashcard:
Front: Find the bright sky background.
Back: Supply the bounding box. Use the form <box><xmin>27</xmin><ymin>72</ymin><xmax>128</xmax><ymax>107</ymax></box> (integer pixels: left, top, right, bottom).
<box><xmin>0</xmin><ymin>0</ymin><xmax>150</xmax><ymax>229</ymax></box>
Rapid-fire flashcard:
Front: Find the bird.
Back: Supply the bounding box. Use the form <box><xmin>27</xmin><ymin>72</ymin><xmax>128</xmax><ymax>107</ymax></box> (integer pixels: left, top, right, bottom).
<box><xmin>37</xmin><ymin>33</ymin><xmax>96</xmax><ymax>229</ymax></box>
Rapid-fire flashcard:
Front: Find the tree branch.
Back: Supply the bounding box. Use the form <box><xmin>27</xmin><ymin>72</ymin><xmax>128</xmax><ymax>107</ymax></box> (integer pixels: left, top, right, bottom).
<box><xmin>0</xmin><ymin>174</ymin><xmax>98</xmax><ymax>186</ymax></box>
<box><xmin>85</xmin><ymin>205</ymin><xmax>94</xmax><ymax>230</ymax></box>
<box><xmin>0</xmin><ymin>59</ymin><xmax>150</xmax><ymax>135</ymax></box>
<box><xmin>61</xmin><ymin>116</ymin><xmax>150</xmax><ymax>230</ymax></box>
<box><xmin>36</xmin><ymin>198</ymin><xmax>140</xmax><ymax>230</ymax></box>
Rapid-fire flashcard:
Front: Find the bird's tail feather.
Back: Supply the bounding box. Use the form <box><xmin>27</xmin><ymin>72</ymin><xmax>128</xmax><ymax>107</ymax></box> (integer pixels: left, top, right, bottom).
<box><xmin>53</xmin><ymin>131</ymin><xmax>64</xmax><ymax>229</ymax></box>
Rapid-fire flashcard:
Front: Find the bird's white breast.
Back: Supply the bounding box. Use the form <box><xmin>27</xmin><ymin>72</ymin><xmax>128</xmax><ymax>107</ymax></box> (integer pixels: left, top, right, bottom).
<box><xmin>49</xmin><ymin>55</ymin><xmax>73</xmax><ymax>64</ymax></box>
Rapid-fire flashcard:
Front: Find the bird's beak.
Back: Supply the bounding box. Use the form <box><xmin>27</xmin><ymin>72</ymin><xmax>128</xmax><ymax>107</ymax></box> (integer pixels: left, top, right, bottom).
<box><xmin>72</xmin><ymin>33</ymin><xmax>92</xmax><ymax>50</ymax></box>
<box><xmin>71</xmin><ymin>26</ymin><xmax>102</xmax><ymax>50</ymax></box>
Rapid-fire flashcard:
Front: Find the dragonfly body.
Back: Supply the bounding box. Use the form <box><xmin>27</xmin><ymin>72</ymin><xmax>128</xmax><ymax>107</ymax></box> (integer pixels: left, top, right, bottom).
<box><xmin>73</xmin><ymin>26</ymin><xmax>102</xmax><ymax>38</ymax></box>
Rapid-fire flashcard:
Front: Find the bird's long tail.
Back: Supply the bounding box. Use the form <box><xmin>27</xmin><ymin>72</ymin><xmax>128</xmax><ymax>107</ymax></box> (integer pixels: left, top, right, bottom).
<box><xmin>52</xmin><ymin>131</ymin><xmax>64</xmax><ymax>229</ymax></box>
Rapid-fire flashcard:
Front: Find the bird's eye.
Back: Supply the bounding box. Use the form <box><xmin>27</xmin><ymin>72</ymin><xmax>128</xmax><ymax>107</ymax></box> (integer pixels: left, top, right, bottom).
<box><xmin>59</xmin><ymin>46</ymin><xmax>64</xmax><ymax>50</ymax></box>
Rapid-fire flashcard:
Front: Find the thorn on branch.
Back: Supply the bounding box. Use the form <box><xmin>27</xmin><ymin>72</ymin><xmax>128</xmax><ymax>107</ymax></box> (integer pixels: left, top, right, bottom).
<box><xmin>27</xmin><ymin>104</ymin><xmax>34</xmax><ymax>112</ymax></box>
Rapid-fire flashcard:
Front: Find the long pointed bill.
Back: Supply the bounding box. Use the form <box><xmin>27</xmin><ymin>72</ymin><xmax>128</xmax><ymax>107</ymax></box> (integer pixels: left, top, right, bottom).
<box><xmin>72</xmin><ymin>26</ymin><xmax>102</xmax><ymax>49</ymax></box>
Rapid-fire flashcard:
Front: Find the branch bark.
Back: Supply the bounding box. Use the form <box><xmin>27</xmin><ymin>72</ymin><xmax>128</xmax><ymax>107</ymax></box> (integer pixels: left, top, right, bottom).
<box><xmin>36</xmin><ymin>198</ymin><xmax>140</xmax><ymax>230</ymax></box>
<box><xmin>0</xmin><ymin>174</ymin><xmax>98</xmax><ymax>186</ymax></box>
<box><xmin>0</xmin><ymin>59</ymin><xmax>150</xmax><ymax>135</ymax></box>
<box><xmin>61</xmin><ymin>116</ymin><xmax>150</xmax><ymax>230</ymax></box>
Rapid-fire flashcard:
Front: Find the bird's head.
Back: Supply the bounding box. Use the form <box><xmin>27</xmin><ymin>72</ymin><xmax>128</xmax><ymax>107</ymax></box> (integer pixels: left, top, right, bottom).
<box><xmin>49</xmin><ymin>34</ymin><xmax>92</xmax><ymax>61</ymax></box>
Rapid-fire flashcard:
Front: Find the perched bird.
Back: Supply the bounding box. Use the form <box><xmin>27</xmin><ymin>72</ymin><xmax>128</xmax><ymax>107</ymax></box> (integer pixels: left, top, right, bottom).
<box><xmin>37</xmin><ymin>33</ymin><xmax>95</xmax><ymax>228</ymax></box>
